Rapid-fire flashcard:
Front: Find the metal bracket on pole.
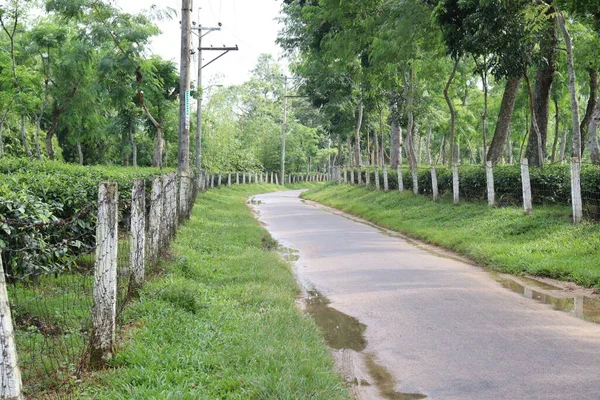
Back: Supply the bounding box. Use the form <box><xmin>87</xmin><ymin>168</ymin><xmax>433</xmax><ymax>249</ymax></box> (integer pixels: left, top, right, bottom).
<box><xmin>200</xmin><ymin>46</ymin><xmax>239</xmax><ymax>69</ymax></box>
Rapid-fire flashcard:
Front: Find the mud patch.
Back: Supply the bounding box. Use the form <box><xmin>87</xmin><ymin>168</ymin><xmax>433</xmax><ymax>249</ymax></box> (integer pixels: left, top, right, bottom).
<box><xmin>305</xmin><ymin>290</ymin><xmax>367</xmax><ymax>352</ymax></box>
<box><xmin>364</xmin><ymin>353</ymin><xmax>427</xmax><ymax>400</ymax></box>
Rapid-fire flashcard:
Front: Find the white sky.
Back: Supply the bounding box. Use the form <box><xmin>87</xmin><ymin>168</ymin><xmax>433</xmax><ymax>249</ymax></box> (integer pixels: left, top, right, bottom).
<box><xmin>117</xmin><ymin>0</ymin><xmax>286</xmax><ymax>86</ymax></box>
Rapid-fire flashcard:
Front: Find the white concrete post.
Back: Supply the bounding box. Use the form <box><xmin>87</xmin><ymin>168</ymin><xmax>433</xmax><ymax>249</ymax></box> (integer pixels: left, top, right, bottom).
<box><xmin>91</xmin><ymin>182</ymin><xmax>118</xmax><ymax>367</ymax></box>
<box><xmin>486</xmin><ymin>161</ymin><xmax>495</xmax><ymax>207</ymax></box>
<box><xmin>383</xmin><ymin>164</ymin><xmax>389</xmax><ymax>192</ymax></box>
<box><xmin>130</xmin><ymin>179</ymin><xmax>146</xmax><ymax>291</ymax></box>
<box><xmin>453</xmin><ymin>164</ymin><xmax>460</xmax><ymax>204</ymax></box>
<box><xmin>570</xmin><ymin>157</ymin><xmax>583</xmax><ymax>223</ymax></box>
<box><xmin>148</xmin><ymin>176</ymin><xmax>163</xmax><ymax>268</ymax></box>
<box><xmin>520</xmin><ymin>159</ymin><xmax>533</xmax><ymax>215</ymax></box>
<box><xmin>0</xmin><ymin>251</ymin><xmax>23</xmax><ymax>400</ymax></box>
<box><xmin>431</xmin><ymin>166</ymin><xmax>439</xmax><ymax>201</ymax></box>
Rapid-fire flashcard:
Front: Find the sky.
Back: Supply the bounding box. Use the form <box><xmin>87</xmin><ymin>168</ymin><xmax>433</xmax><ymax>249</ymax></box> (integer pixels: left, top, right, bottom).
<box><xmin>117</xmin><ymin>0</ymin><xmax>287</xmax><ymax>87</ymax></box>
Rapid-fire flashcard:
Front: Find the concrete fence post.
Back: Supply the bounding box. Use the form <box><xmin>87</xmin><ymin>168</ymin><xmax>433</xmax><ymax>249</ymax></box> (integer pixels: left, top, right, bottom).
<box><xmin>431</xmin><ymin>166</ymin><xmax>439</xmax><ymax>201</ymax></box>
<box><xmin>570</xmin><ymin>157</ymin><xmax>583</xmax><ymax>223</ymax></box>
<box><xmin>397</xmin><ymin>165</ymin><xmax>404</xmax><ymax>192</ymax></box>
<box><xmin>383</xmin><ymin>164</ymin><xmax>389</xmax><ymax>192</ymax></box>
<box><xmin>148</xmin><ymin>176</ymin><xmax>163</xmax><ymax>268</ymax></box>
<box><xmin>520</xmin><ymin>159</ymin><xmax>533</xmax><ymax>215</ymax></box>
<box><xmin>130</xmin><ymin>179</ymin><xmax>146</xmax><ymax>292</ymax></box>
<box><xmin>90</xmin><ymin>182</ymin><xmax>118</xmax><ymax>367</ymax></box>
<box><xmin>178</xmin><ymin>171</ymin><xmax>189</xmax><ymax>218</ymax></box>
<box><xmin>0</xmin><ymin>251</ymin><xmax>23</xmax><ymax>400</ymax></box>
<box><xmin>453</xmin><ymin>164</ymin><xmax>460</xmax><ymax>204</ymax></box>
<box><xmin>486</xmin><ymin>161</ymin><xmax>495</xmax><ymax>207</ymax></box>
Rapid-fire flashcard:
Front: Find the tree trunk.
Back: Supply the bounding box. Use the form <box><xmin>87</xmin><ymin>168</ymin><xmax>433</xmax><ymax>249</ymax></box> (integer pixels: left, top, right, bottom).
<box><xmin>523</xmin><ymin>70</ymin><xmax>544</xmax><ymax>167</ymax></box>
<box><xmin>0</xmin><ymin>107</ymin><xmax>9</xmax><ymax>159</ymax></box>
<box><xmin>525</xmin><ymin>14</ymin><xmax>557</xmax><ymax>167</ymax></box>
<box><xmin>558</xmin><ymin>12</ymin><xmax>582</xmax><ymax>159</ymax></box>
<box><xmin>354</xmin><ymin>100</ymin><xmax>363</xmax><ymax>166</ymax></box>
<box><xmin>45</xmin><ymin>112</ymin><xmax>60</xmax><ymax>161</ymax></box>
<box><xmin>35</xmin><ymin>115</ymin><xmax>42</xmax><ymax>159</ymax></box>
<box><xmin>152</xmin><ymin>126</ymin><xmax>164</xmax><ymax>168</ymax></box>
<box><xmin>444</xmin><ymin>58</ymin><xmax>460</xmax><ymax>166</ymax></box>
<box><xmin>77</xmin><ymin>142</ymin><xmax>83</xmax><ymax>165</ymax></box>
<box><xmin>487</xmin><ymin>78</ymin><xmax>521</xmax><ymax>163</ymax></box>
<box><xmin>559</xmin><ymin>126</ymin><xmax>567</xmax><ymax>162</ymax></box>
<box><xmin>580</xmin><ymin>68</ymin><xmax>598</xmax><ymax>155</ymax></box>
<box><xmin>587</xmin><ymin>96</ymin><xmax>600</xmax><ymax>165</ymax></box>
<box><xmin>551</xmin><ymin>98</ymin><xmax>560</xmax><ymax>163</ymax></box>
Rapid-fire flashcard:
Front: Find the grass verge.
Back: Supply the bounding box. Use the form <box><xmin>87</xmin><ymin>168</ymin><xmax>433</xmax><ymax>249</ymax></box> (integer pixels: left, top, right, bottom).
<box><xmin>302</xmin><ymin>184</ymin><xmax>600</xmax><ymax>288</ymax></box>
<box><xmin>79</xmin><ymin>182</ymin><xmax>350</xmax><ymax>399</ymax></box>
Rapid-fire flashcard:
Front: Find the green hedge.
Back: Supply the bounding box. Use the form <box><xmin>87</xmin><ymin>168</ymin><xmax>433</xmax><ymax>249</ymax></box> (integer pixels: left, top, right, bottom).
<box><xmin>345</xmin><ymin>163</ymin><xmax>600</xmax><ymax>210</ymax></box>
<box><xmin>0</xmin><ymin>158</ymin><xmax>172</xmax><ymax>277</ymax></box>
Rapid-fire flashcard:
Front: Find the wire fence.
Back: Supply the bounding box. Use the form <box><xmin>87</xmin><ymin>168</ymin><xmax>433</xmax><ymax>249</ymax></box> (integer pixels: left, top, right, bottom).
<box><xmin>0</xmin><ymin>171</ymin><xmax>197</xmax><ymax>398</ymax></box>
<box><xmin>342</xmin><ymin>160</ymin><xmax>600</xmax><ymax>223</ymax></box>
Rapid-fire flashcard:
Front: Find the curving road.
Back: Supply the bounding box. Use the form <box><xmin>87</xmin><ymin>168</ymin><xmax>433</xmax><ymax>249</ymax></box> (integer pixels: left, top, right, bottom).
<box><xmin>253</xmin><ymin>190</ymin><xmax>600</xmax><ymax>400</ymax></box>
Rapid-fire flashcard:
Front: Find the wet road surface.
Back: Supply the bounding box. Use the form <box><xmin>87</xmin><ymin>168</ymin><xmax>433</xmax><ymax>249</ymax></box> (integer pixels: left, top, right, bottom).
<box><xmin>253</xmin><ymin>190</ymin><xmax>600</xmax><ymax>400</ymax></box>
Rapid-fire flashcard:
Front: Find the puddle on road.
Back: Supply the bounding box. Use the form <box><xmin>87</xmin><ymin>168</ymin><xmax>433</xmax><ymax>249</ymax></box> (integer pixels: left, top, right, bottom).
<box><xmin>364</xmin><ymin>354</ymin><xmax>427</xmax><ymax>400</ymax></box>
<box><xmin>305</xmin><ymin>290</ymin><xmax>367</xmax><ymax>352</ymax></box>
<box><xmin>493</xmin><ymin>274</ymin><xmax>600</xmax><ymax>323</ymax></box>
<box><xmin>305</xmin><ymin>291</ymin><xmax>427</xmax><ymax>399</ymax></box>
<box><xmin>278</xmin><ymin>247</ymin><xmax>300</xmax><ymax>262</ymax></box>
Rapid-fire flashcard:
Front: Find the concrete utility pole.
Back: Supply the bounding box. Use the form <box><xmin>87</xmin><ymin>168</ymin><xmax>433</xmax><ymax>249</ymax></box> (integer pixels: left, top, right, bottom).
<box><xmin>281</xmin><ymin>76</ymin><xmax>288</xmax><ymax>185</ymax></box>
<box><xmin>178</xmin><ymin>0</ymin><xmax>192</xmax><ymax>174</ymax></box>
<box><xmin>193</xmin><ymin>24</ymin><xmax>234</xmax><ymax>174</ymax></box>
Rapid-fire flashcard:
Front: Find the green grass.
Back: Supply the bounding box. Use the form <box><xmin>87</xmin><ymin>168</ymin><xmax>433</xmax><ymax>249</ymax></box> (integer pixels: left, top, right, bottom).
<box><xmin>303</xmin><ymin>184</ymin><xmax>600</xmax><ymax>288</ymax></box>
<box><xmin>78</xmin><ymin>182</ymin><xmax>349</xmax><ymax>399</ymax></box>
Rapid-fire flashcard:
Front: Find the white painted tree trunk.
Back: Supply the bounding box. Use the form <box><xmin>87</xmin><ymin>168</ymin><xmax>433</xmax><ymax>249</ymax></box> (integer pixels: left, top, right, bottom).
<box><xmin>486</xmin><ymin>161</ymin><xmax>495</xmax><ymax>207</ymax></box>
<box><xmin>0</xmin><ymin>251</ymin><xmax>23</xmax><ymax>400</ymax></box>
<box><xmin>397</xmin><ymin>166</ymin><xmax>403</xmax><ymax>192</ymax></box>
<box><xmin>275</xmin><ymin>174</ymin><xmax>279</xmax><ymax>185</ymax></box>
<box><xmin>383</xmin><ymin>164</ymin><xmax>389</xmax><ymax>192</ymax></box>
<box><xmin>236</xmin><ymin>173</ymin><xmax>240</xmax><ymax>184</ymax></box>
<box><xmin>520</xmin><ymin>159</ymin><xmax>533</xmax><ymax>215</ymax></box>
<box><xmin>130</xmin><ymin>179</ymin><xmax>146</xmax><ymax>291</ymax></box>
<box><xmin>350</xmin><ymin>168</ymin><xmax>355</xmax><ymax>185</ymax></box>
<box><xmin>375</xmin><ymin>168</ymin><xmax>380</xmax><ymax>191</ymax></box>
<box><xmin>91</xmin><ymin>182</ymin><xmax>118</xmax><ymax>367</ymax></box>
<box><xmin>570</xmin><ymin>157</ymin><xmax>583</xmax><ymax>223</ymax></box>
<box><xmin>243</xmin><ymin>173</ymin><xmax>246</xmax><ymax>184</ymax></box>
<box><xmin>411</xmin><ymin>166</ymin><xmax>419</xmax><ymax>196</ymax></box>
<box><xmin>431</xmin><ymin>167</ymin><xmax>439</xmax><ymax>201</ymax></box>
<box><xmin>218</xmin><ymin>173</ymin><xmax>222</xmax><ymax>187</ymax></box>
<box><xmin>228</xmin><ymin>173</ymin><xmax>232</xmax><ymax>187</ymax></box>
<box><xmin>365</xmin><ymin>167</ymin><xmax>370</xmax><ymax>187</ymax></box>
<box><xmin>453</xmin><ymin>165</ymin><xmax>460</xmax><ymax>204</ymax></box>
<box><xmin>148</xmin><ymin>176</ymin><xmax>163</xmax><ymax>268</ymax></box>
<box><xmin>344</xmin><ymin>169</ymin><xmax>348</xmax><ymax>184</ymax></box>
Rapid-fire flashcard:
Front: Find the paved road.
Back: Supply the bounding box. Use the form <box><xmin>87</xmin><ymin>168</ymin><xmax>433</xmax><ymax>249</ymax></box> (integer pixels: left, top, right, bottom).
<box><xmin>253</xmin><ymin>190</ymin><xmax>600</xmax><ymax>400</ymax></box>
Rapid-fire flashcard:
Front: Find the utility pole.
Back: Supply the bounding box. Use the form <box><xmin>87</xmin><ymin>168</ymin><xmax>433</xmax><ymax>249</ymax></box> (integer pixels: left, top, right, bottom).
<box><xmin>178</xmin><ymin>0</ymin><xmax>193</xmax><ymax>174</ymax></box>
<box><xmin>281</xmin><ymin>76</ymin><xmax>288</xmax><ymax>185</ymax></box>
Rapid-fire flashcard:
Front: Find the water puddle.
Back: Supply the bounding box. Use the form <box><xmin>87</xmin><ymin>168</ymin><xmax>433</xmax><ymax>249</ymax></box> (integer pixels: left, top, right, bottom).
<box><xmin>364</xmin><ymin>354</ymin><xmax>427</xmax><ymax>400</ymax></box>
<box><xmin>278</xmin><ymin>247</ymin><xmax>300</xmax><ymax>262</ymax></box>
<box><xmin>493</xmin><ymin>274</ymin><xmax>600</xmax><ymax>323</ymax></box>
<box><xmin>305</xmin><ymin>290</ymin><xmax>367</xmax><ymax>352</ymax></box>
